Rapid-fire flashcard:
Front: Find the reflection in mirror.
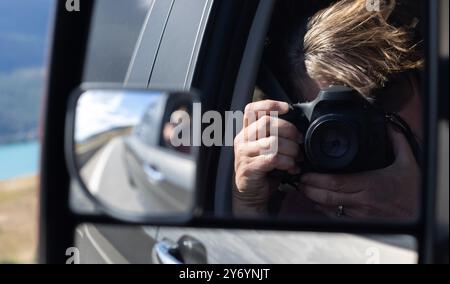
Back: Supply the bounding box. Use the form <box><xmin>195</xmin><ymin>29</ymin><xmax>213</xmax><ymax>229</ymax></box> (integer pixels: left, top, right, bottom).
<box><xmin>74</xmin><ymin>90</ymin><xmax>196</xmax><ymax>216</ymax></box>
<box><xmin>70</xmin><ymin>0</ymin><xmax>426</xmax><ymax>227</ymax></box>
<box><xmin>233</xmin><ymin>0</ymin><xmax>424</xmax><ymax>222</ymax></box>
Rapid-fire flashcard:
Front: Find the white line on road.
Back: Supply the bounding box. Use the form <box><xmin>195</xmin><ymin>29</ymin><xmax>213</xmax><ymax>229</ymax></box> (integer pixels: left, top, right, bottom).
<box><xmin>88</xmin><ymin>140</ymin><xmax>118</xmax><ymax>194</ymax></box>
<box><xmin>84</xmin><ymin>225</ymin><xmax>114</xmax><ymax>264</ymax></box>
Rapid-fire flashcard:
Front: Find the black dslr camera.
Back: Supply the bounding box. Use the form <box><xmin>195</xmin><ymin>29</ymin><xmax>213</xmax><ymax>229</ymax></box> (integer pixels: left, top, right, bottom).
<box><xmin>274</xmin><ymin>86</ymin><xmax>394</xmax><ymax>184</ymax></box>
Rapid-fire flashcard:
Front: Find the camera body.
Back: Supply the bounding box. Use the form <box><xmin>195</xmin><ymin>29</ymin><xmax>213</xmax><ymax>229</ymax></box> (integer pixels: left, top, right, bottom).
<box><xmin>278</xmin><ymin>86</ymin><xmax>393</xmax><ymax>181</ymax></box>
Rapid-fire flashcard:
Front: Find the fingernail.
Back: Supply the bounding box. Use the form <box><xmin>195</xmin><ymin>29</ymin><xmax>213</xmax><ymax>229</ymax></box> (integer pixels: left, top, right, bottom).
<box><xmin>284</xmin><ymin>102</ymin><xmax>292</xmax><ymax>111</ymax></box>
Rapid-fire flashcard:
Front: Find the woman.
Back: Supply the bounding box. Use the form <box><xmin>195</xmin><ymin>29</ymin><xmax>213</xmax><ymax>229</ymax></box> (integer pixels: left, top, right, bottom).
<box><xmin>233</xmin><ymin>0</ymin><xmax>424</xmax><ymax>220</ymax></box>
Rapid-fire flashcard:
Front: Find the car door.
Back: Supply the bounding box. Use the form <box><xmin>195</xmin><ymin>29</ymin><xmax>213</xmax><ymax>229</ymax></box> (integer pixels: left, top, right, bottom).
<box><xmin>74</xmin><ymin>0</ymin><xmax>215</xmax><ymax>264</ymax></box>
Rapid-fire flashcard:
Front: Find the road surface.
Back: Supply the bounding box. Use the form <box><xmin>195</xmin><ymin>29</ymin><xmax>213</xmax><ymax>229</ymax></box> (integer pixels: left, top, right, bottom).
<box><xmin>80</xmin><ymin>138</ymin><xmax>172</xmax><ymax>214</ymax></box>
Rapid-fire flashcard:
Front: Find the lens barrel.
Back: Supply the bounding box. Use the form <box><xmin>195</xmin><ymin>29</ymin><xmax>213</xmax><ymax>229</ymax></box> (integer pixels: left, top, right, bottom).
<box><xmin>305</xmin><ymin>115</ymin><xmax>359</xmax><ymax>171</ymax></box>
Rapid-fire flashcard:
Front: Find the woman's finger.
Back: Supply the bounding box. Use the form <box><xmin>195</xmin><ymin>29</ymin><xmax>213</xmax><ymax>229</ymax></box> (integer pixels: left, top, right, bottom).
<box><xmin>301</xmin><ymin>184</ymin><xmax>358</xmax><ymax>206</ymax></box>
<box><xmin>314</xmin><ymin>205</ymin><xmax>338</xmax><ymax>218</ymax></box>
<box><xmin>314</xmin><ymin>205</ymin><xmax>364</xmax><ymax>219</ymax></box>
<box><xmin>239</xmin><ymin>137</ymin><xmax>301</xmax><ymax>158</ymax></box>
<box><xmin>244</xmin><ymin>100</ymin><xmax>290</xmax><ymax>127</ymax></box>
<box><xmin>250</xmin><ymin>153</ymin><xmax>299</xmax><ymax>173</ymax></box>
<box><xmin>300</xmin><ymin>173</ymin><xmax>365</xmax><ymax>194</ymax></box>
<box><xmin>243</xmin><ymin>116</ymin><xmax>302</xmax><ymax>142</ymax></box>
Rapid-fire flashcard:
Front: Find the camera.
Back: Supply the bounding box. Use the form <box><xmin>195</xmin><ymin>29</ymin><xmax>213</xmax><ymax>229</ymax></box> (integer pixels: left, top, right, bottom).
<box><xmin>274</xmin><ymin>86</ymin><xmax>394</xmax><ymax>183</ymax></box>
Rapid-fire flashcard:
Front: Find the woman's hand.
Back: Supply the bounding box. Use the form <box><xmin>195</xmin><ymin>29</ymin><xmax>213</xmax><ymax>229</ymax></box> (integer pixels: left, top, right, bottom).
<box><xmin>233</xmin><ymin>100</ymin><xmax>303</xmax><ymax>216</ymax></box>
<box><xmin>299</xmin><ymin>127</ymin><xmax>420</xmax><ymax>220</ymax></box>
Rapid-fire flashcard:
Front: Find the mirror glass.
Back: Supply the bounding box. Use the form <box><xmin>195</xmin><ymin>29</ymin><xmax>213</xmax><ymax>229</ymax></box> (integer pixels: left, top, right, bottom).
<box><xmin>73</xmin><ymin>89</ymin><xmax>197</xmax><ymax>217</ymax></box>
<box><xmin>70</xmin><ymin>0</ymin><xmax>425</xmax><ymax>227</ymax></box>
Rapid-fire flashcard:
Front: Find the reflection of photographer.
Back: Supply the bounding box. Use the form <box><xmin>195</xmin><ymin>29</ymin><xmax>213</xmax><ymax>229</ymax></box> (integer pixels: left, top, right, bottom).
<box><xmin>233</xmin><ymin>0</ymin><xmax>423</xmax><ymax>219</ymax></box>
<box><xmin>163</xmin><ymin>106</ymin><xmax>192</xmax><ymax>155</ymax></box>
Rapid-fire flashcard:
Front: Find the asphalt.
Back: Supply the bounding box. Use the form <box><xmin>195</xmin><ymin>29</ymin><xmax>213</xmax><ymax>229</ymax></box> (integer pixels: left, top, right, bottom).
<box><xmin>80</xmin><ymin>138</ymin><xmax>150</xmax><ymax>214</ymax></box>
<box><xmin>74</xmin><ymin>138</ymin><xmax>160</xmax><ymax>264</ymax></box>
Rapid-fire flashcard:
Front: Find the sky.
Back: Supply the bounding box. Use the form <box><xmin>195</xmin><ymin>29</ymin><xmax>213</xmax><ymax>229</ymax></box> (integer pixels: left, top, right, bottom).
<box><xmin>75</xmin><ymin>90</ymin><xmax>159</xmax><ymax>142</ymax></box>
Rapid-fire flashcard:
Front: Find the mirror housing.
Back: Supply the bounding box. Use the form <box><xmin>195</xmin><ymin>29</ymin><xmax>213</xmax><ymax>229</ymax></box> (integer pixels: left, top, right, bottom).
<box><xmin>66</xmin><ymin>85</ymin><xmax>200</xmax><ymax>223</ymax></box>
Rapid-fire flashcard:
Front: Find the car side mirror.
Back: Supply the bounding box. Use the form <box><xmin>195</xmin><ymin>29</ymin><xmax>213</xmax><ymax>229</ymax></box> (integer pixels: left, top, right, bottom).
<box><xmin>66</xmin><ymin>86</ymin><xmax>200</xmax><ymax>221</ymax></box>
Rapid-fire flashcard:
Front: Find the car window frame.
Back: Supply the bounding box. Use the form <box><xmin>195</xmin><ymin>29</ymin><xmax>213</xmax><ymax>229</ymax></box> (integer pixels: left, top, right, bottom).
<box><xmin>125</xmin><ymin>0</ymin><xmax>174</xmax><ymax>87</ymax></box>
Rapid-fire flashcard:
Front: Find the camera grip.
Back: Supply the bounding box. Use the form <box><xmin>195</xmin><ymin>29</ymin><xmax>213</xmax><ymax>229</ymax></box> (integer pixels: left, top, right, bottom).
<box><xmin>268</xmin><ymin>105</ymin><xmax>309</xmax><ymax>186</ymax></box>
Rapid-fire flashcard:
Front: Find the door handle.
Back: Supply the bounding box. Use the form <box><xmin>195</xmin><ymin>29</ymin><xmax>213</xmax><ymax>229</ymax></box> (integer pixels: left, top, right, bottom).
<box><xmin>152</xmin><ymin>239</ymin><xmax>182</xmax><ymax>264</ymax></box>
<box><xmin>152</xmin><ymin>236</ymin><xmax>208</xmax><ymax>264</ymax></box>
<box><xmin>143</xmin><ymin>164</ymin><xmax>165</xmax><ymax>185</ymax></box>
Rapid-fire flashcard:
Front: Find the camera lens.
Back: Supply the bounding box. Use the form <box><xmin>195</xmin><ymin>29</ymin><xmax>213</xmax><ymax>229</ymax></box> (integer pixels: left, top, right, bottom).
<box><xmin>305</xmin><ymin>115</ymin><xmax>359</xmax><ymax>171</ymax></box>
<box><xmin>319</xmin><ymin>128</ymin><xmax>350</xmax><ymax>158</ymax></box>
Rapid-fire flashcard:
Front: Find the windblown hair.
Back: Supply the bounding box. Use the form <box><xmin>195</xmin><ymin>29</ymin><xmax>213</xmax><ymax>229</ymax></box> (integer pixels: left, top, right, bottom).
<box><xmin>303</xmin><ymin>0</ymin><xmax>423</xmax><ymax>97</ymax></box>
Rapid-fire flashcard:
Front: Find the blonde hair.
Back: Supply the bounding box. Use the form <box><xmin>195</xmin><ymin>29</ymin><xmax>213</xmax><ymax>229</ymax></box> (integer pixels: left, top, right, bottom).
<box><xmin>304</xmin><ymin>0</ymin><xmax>423</xmax><ymax>97</ymax></box>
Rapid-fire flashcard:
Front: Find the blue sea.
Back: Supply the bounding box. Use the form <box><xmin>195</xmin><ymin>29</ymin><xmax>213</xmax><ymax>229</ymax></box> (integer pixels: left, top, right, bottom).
<box><xmin>0</xmin><ymin>141</ymin><xmax>39</xmax><ymax>180</ymax></box>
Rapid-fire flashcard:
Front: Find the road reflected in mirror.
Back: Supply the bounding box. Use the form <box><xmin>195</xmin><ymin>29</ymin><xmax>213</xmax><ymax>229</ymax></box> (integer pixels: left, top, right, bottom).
<box><xmin>74</xmin><ymin>90</ymin><xmax>196</xmax><ymax>217</ymax></box>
